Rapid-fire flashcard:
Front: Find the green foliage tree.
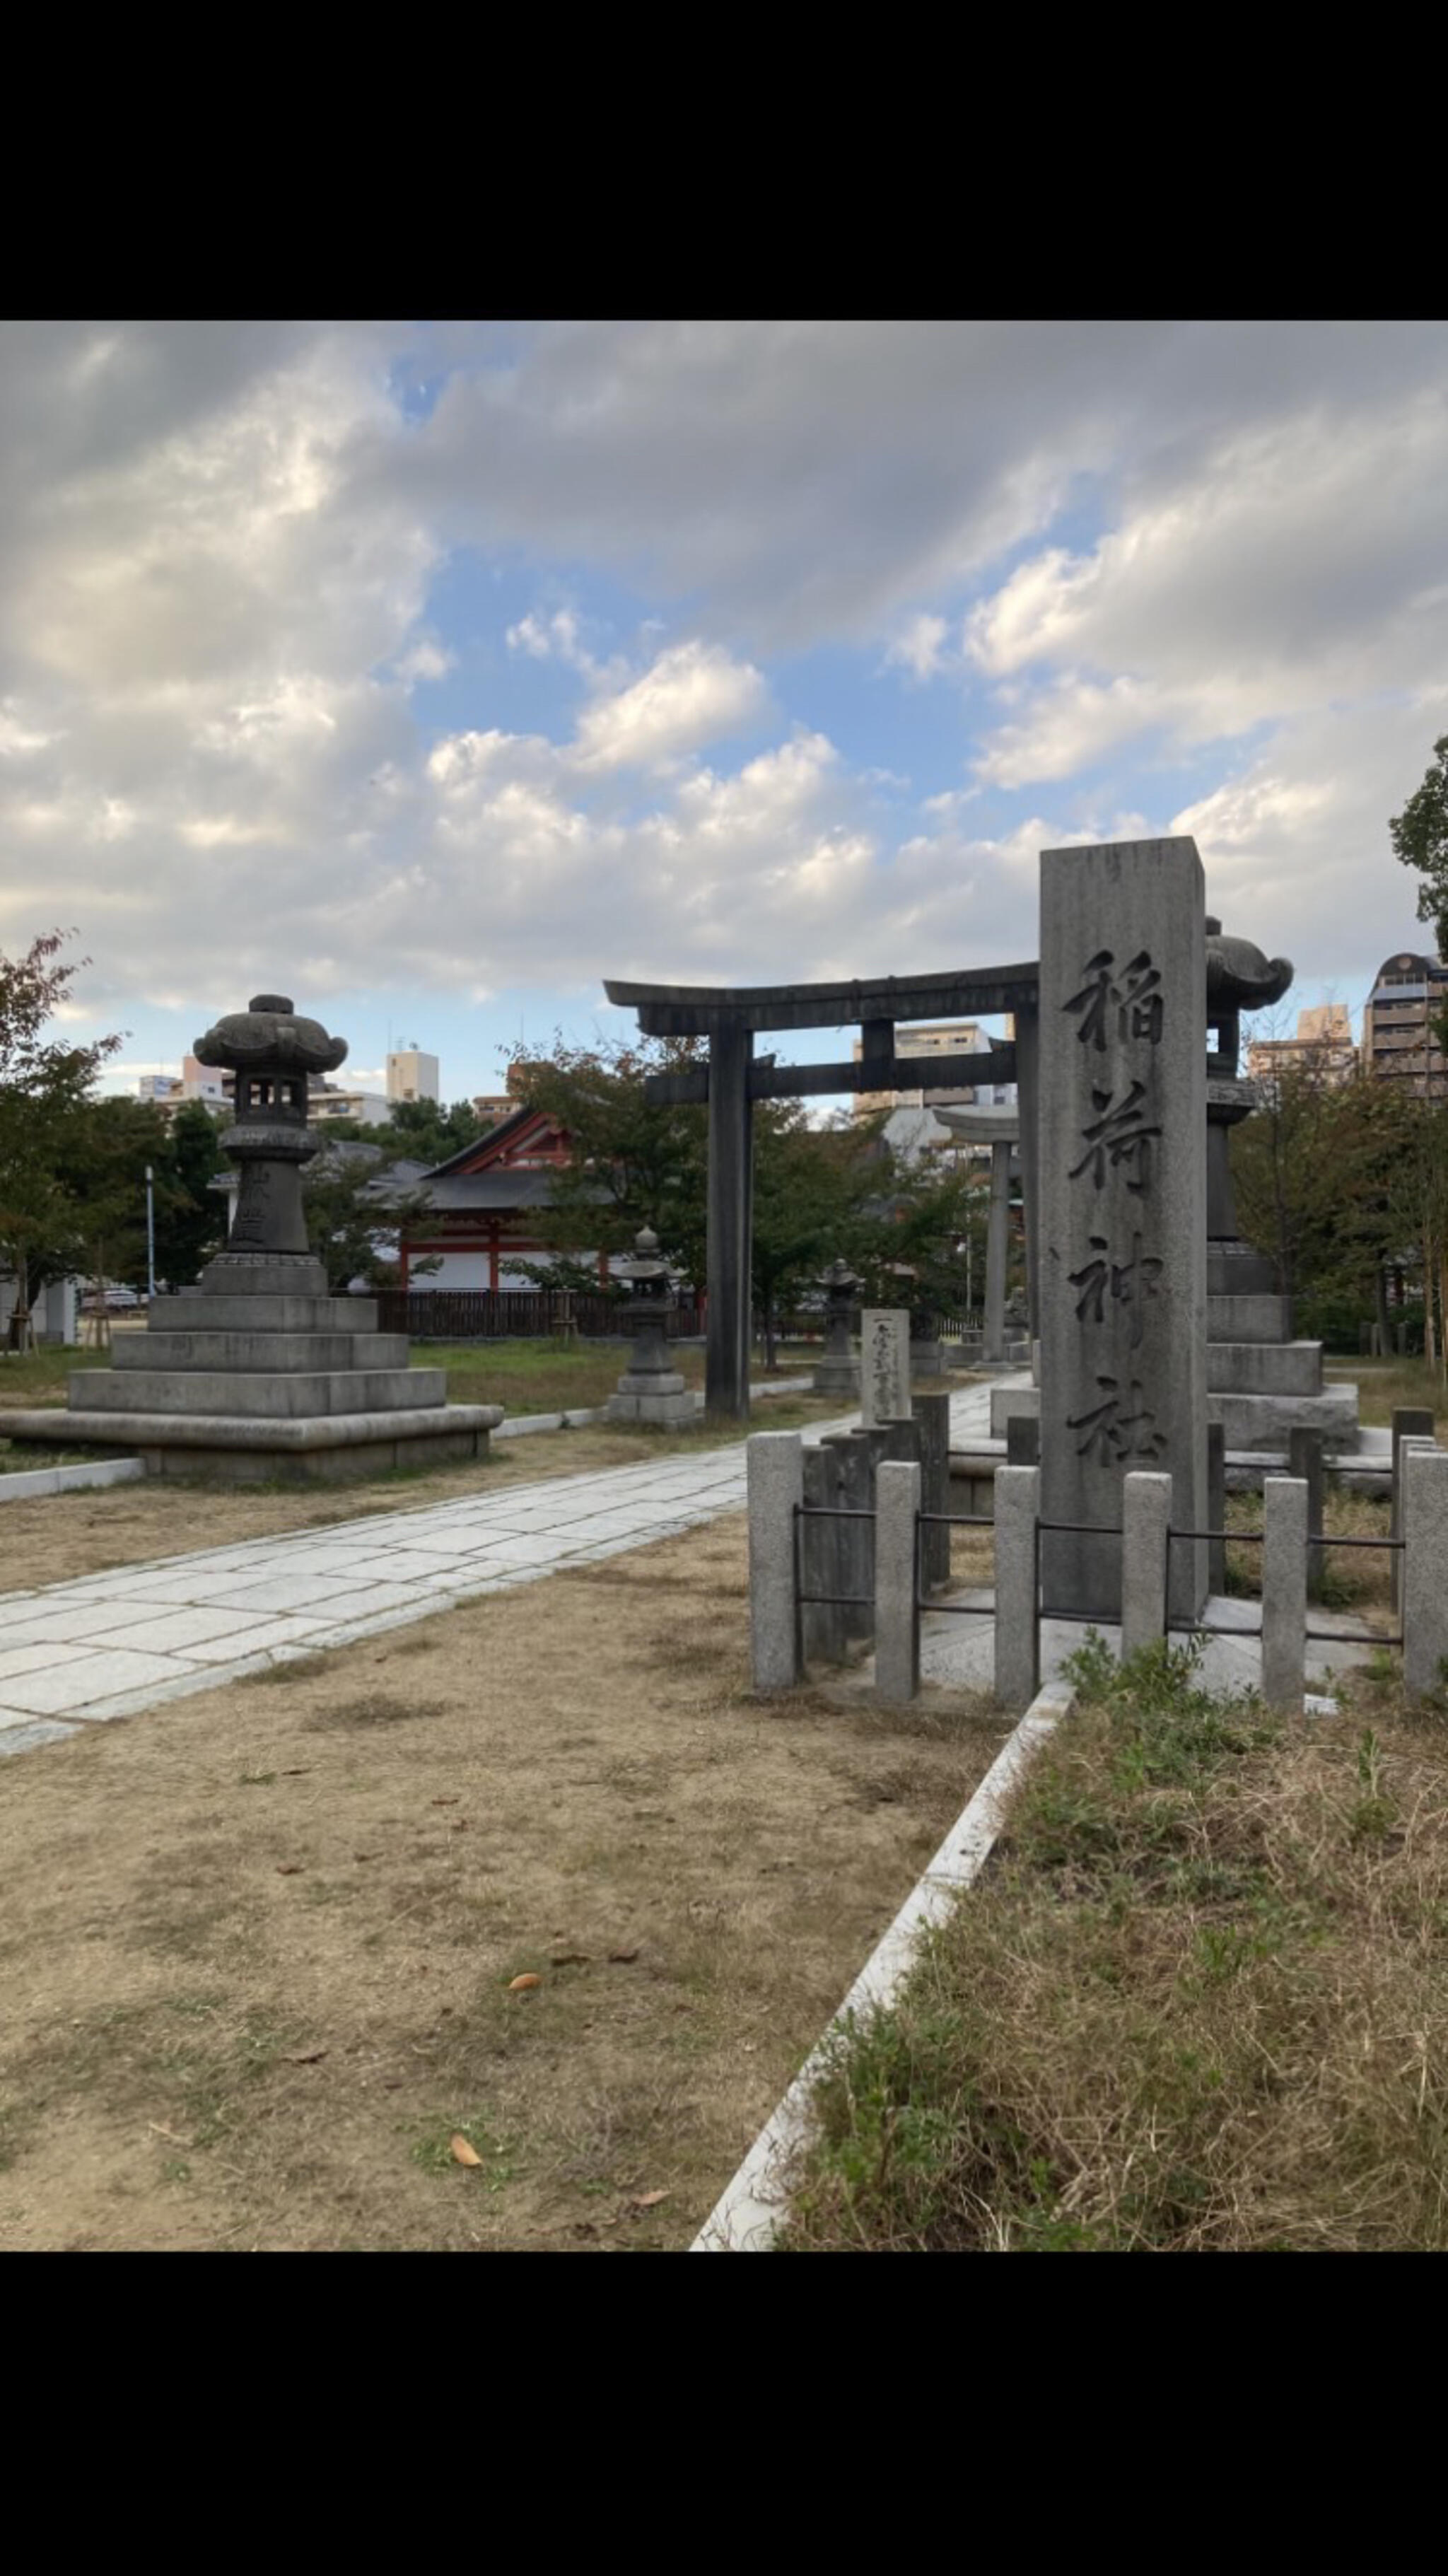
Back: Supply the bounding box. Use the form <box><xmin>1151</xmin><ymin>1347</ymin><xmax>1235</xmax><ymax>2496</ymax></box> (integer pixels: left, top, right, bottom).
<box><xmin>1231</xmin><ymin>1063</ymin><xmax>1430</xmax><ymax>1346</ymax></box>
<box><xmin>348</xmin><ymin>1096</ymin><xmax>486</xmax><ymax>1168</ymax></box>
<box><xmin>0</xmin><ymin>931</ymin><xmax>123</xmax><ymax>1344</ymax></box>
<box><xmin>1391</xmin><ymin>735</ymin><xmax>1448</xmax><ymax>955</ymax></box>
<box><xmin>303</xmin><ymin>1141</ymin><xmax>438</xmax><ymax>1294</ymax></box>
<box><xmin>508</xmin><ymin>1035</ymin><xmax>712</xmax><ymax>1288</ymax></box>
<box><xmin>155</xmin><ymin>1100</ymin><xmax>228</xmax><ymax>1286</ymax></box>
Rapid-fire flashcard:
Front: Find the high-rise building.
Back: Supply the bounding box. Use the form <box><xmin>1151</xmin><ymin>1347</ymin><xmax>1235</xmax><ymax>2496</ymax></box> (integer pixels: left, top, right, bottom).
<box><xmin>851</xmin><ymin>1020</ymin><xmax>1012</xmax><ymax>1117</ymax></box>
<box><xmin>1361</xmin><ymin>953</ymin><xmax>1448</xmax><ymax>1097</ymax></box>
<box><xmin>1245</xmin><ymin>1003</ymin><xmax>1358</xmax><ymax>1088</ymax></box>
<box><xmin>387</xmin><ymin>1045</ymin><xmax>440</xmax><ymax>1106</ymax></box>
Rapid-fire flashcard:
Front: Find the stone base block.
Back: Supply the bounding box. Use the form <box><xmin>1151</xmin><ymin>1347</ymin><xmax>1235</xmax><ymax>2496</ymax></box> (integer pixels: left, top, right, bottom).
<box><xmin>114</xmin><ymin>1330</ymin><xmax>410</xmax><ymax>1375</ymax></box>
<box><xmin>612</xmin><ymin>1368</ymin><xmax>687</xmax><ymax>1398</ymax></box>
<box><xmin>1208</xmin><ymin>1242</ymin><xmax>1278</xmax><ymax>1296</ymax></box>
<box><xmin>607</xmin><ymin>1387</ymin><xmax>697</xmax><ymax>1427</ymax></box>
<box><xmin>812</xmin><ymin>1362</ymin><xmax>861</xmax><ymax>1397</ymax></box>
<box><xmin>1208</xmin><ymin>1386</ymin><xmax>1360</xmax><ymax>1451</ymax></box>
<box><xmin>990</xmin><ymin>1385</ymin><xmax>1040</xmax><ymax>1437</ymax></box>
<box><xmin>1208</xmin><ymin>1294</ymin><xmax>1292</xmax><ymax>1344</ymax></box>
<box><xmin>74</xmin><ymin>1365</ymin><xmax>447</xmax><ymax>1418</ymax></box>
<box><xmin>1208</xmin><ymin>1341</ymin><xmax>1323</xmax><ymax>1395</ymax></box>
<box><xmin>161</xmin><ymin>1293</ymin><xmax>380</xmax><ymax>1334</ymax></box>
<box><xmin>199</xmin><ymin>1256</ymin><xmax>330</xmax><ymax>1298</ymax></box>
<box><xmin>1</xmin><ymin>1402</ymin><xmax>503</xmax><ymax>1485</ymax></box>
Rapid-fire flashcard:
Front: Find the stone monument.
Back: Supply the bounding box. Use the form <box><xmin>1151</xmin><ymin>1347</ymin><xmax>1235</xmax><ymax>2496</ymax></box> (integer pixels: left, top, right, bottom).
<box><xmin>1203</xmin><ymin>923</ymin><xmax>1358</xmax><ymax>1452</ymax></box>
<box><xmin>7</xmin><ymin>994</ymin><xmax>502</xmax><ymax>1481</ymax></box>
<box><xmin>860</xmin><ymin>1308</ymin><xmax>911</xmax><ymax>1428</ymax></box>
<box><xmin>606</xmin><ymin>1227</ymin><xmax>696</xmax><ymax>1427</ymax></box>
<box><xmin>1039</xmin><ymin>839</ymin><xmax>1208</xmax><ymax>1621</ymax></box>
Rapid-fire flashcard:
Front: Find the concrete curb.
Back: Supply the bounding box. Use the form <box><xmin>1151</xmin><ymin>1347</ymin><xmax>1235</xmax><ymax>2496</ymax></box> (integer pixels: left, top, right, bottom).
<box><xmin>691</xmin><ymin>1677</ymin><xmax>1074</xmax><ymax>2252</ymax></box>
<box><xmin>494</xmin><ymin>1377</ymin><xmax>814</xmax><ymax>1440</ymax></box>
<box><xmin>0</xmin><ymin>1457</ymin><xmax>145</xmax><ymax>1505</ymax></box>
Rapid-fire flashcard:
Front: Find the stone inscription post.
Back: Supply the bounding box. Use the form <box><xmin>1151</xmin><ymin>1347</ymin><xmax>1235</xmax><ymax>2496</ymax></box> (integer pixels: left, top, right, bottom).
<box><xmin>860</xmin><ymin>1310</ymin><xmax>911</xmax><ymax>1428</ymax></box>
<box><xmin>1039</xmin><ymin>840</ymin><xmax>1208</xmax><ymax>1621</ymax></box>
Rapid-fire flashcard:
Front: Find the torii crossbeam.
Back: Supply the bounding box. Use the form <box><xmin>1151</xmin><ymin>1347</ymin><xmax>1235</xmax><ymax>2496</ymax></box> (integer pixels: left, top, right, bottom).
<box><xmin>605</xmin><ymin>964</ymin><xmax>1042</xmax><ymax>1418</ymax></box>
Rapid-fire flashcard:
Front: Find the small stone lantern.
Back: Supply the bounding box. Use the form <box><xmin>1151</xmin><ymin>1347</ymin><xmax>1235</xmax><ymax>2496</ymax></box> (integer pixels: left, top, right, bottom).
<box><xmin>607</xmin><ymin>1227</ymin><xmax>696</xmax><ymax>1428</ymax></box>
<box><xmin>812</xmin><ymin>1258</ymin><xmax>861</xmax><ymax>1397</ymax></box>
<box><xmin>193</xmin><ymin>994</ymin><xmax>347</xmax><ymax>1280</ymax></box>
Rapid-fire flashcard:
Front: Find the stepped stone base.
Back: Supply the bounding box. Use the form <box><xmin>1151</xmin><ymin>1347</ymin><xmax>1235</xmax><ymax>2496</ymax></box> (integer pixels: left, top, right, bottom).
<box><xmin>812</xmin><ymin>1361</ymin><xmax>861</xmax><ymax>1397</ymax></box>
<box><xmin>2</xmin><ymin>1404</ymin><xmax>503</xmax><ymax>1484</ymax></box>
<box><xmin>1208</xmin><ymin>1295</ymin><xmax>1292</xmax><ymax>1343</ymax></box>
<box><xmin>22</xmin><ymin>1254</ymin><xmax>501</xmax><ymax>1485</ymax></box>
<box><xmin>1207</xmin><ymin>1341</ymin><xmax>1323</xmax><ymax>1396</ymax></box>
<box><xmin>607</xmin><ymin>1367</ymin><xmax>696</xmax><ymax>1427</ymax></box>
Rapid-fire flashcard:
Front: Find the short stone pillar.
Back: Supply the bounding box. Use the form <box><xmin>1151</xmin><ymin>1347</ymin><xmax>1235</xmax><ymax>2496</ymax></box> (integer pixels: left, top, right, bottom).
<box><xmin>822</xmin><ymin>1430</ymin><xmax>874</xmax><ymax>1643</ymax></box>
<box><xmin>812</xmin><ymin>1260</ymin><xmax>860</xmax><ymax>1398</ymax></box>
<box><xmin>747</xmin><ymin>1431</ymin><xmax>802</xmax><ymax>1693</ymax></box>
<box><xmin>1289</xmin><ymin>1428</ymin><xmax>1326</xmax><ymax>1603</ymax></box>
<box><xmin>1121</xmin><ymin>1469</ymin><xmax>1172</xmax><ymax>1660</ymax></box>
<box><xmin>1006</xmin><ymin>1414</ymin><xmax>1040</xmax><ymax>1467</ymax></box>
<box><xmin>607</xmin><ymin>1228</ymin><xmax>696</xmax><ymax>1427</ymax></box>
<box><xmin>1402</xmin><ymin>1443</ymin><xmax>1448</xmax><ymax>1699</ymax></box>
<box><xmin>801</xmin><ymin>1445</ymin><xmax>846</xmax><ymax>1667</ymax></box>
<box><xmin>1261</xmin><ymin>1474</ymin><xmax>1307</xmax><ymax>1713</ymax></box>
<box><xmin>1391</xmin><ymin>1408</ymin><xmax>1435</xmax><ymax>1614</ymax></box>
<box><xmin>1039</xmin><ymin>839</ymin><xmax>1208</xmax><ymax>1623</ymax></box>
<box><xmin>913</xmin><ymin>1390</ymin><xmax>951</xmax><ymax>1592</ymax></box>
<box><xmin>1207</xmin><ymin>1422</ymin><xmax>1227</xmax><ymax>1595</ymax></box>
<box><xmin>860</xmin><ymin>1309</ymin><xmax>911</xmax><ymax>1426</ymax></box>
<box><xmin>875</xmin><ymin>1458</ymin><xmax>921</xmax><ymax>1705</ymax></box>
<box><xmin>994</xmin><ymin>1463</ymin><xmax>1040</xmax><ymax>1710</ymax></box>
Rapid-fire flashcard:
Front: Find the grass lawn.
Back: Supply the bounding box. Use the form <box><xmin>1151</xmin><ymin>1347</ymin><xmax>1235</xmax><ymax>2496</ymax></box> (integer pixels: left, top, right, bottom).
<box><xmin>778</xmin><ymin>1640</ymin><xmax>1448</xmax><ymax>2251</ymax></box>
<box><xmin>1327</xmin><ymin>1353</ymin><xmax>1448</xmax><ymax>1434</ymax></box>
<box><xmin>0</xmin><ymin>1513</ymin><xmax>1005</xmax><ymax>2251</ymax></box>
<box><xmin>0</xmin><ymin>1335</ymin><xmax>822</xmax><ymax>1422</ymax></box>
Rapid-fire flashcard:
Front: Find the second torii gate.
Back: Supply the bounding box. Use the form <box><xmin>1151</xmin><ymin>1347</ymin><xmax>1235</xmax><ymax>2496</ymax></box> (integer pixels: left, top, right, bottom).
<box><xmin>604</xmin><ymin>963</ymin><xmax>1041</xmax><ymax>1419</ymax></box>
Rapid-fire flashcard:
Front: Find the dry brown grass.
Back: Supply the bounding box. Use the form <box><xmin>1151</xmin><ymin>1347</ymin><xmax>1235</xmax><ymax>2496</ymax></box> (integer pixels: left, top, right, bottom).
<box><xmin>0</xmin><ymin>1513</ymin><xmax>1005</xmax><ymax>2251</ymax></box>
<box><xmin>780</xmin><ymin>1645</ymin><xmax>1448</xmax><ymax>2252</ymax></box>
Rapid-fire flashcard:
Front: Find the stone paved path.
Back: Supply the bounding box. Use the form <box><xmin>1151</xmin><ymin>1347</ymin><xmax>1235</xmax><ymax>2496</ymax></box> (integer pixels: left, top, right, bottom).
<box><xmin>0</xmin><ymin>1381</ymin><xmax>1006</xmax><ymax>1761</ymax></box>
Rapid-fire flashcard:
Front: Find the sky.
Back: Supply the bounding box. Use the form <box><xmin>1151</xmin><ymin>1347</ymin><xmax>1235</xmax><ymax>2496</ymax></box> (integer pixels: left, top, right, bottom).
<box><xmin>2</xmin><ymin>318</ymin><xmax>1446</xmax><ymax>1107</ymax></box>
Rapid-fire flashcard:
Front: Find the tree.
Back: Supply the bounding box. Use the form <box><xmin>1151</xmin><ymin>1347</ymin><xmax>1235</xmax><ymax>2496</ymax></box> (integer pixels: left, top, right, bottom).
<box><xmin>154</xmin><ymin>1100</ymin><xmax>228</xmax><ymax>1286</ymax></box>
<box><xmin>509</xmin><ymin>1035</ymin><xmax>712</xmax><ymax>1286</ymax></box>
<box><xmin>349</xmin><ymin>1096</ymin><xmax>486</xmax><ymax>1168</ymax></box>
<box><xmin>0</xmin><ymin>931</ymin><xmax>122</xmax><ymax>1345</ymax></box>
<box><xmin>1391</xmin><ymin>735</ymin><xmax>1448</xmax><ymax>954</ymax></box>
<box><xmin>303</xmin><ymin>1142</ymin><xmax>438</xmax><ymax>1293</ymax></box>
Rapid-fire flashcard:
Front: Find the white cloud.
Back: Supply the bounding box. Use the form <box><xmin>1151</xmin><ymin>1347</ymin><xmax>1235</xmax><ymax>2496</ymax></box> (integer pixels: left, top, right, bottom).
<box><xmin>570</xmin><ymin>639</ymin><xmax>769</xmax><ymax>774</ymax></box>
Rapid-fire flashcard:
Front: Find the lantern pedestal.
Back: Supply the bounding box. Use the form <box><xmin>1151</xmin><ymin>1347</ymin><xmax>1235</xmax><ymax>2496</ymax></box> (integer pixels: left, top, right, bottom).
<box><xmin>7</xmin><ymin>996</ymin><xmax>503</xmax><ymax>1484</ymax></box>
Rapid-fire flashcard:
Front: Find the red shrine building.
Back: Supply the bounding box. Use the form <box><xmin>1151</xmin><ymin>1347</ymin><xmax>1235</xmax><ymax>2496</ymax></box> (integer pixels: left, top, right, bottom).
<box><xmin>397</xmin><ymin>1104</ymin><xmax>613</xmax><ymax>1293</ymax></box>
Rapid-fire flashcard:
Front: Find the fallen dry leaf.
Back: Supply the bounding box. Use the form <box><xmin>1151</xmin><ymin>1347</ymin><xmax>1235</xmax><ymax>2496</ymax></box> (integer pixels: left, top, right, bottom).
<box><xmin>275</xmin><ymin>1864</ymin><xmax>303</xmax><ymax>1877</ymax></box>
<box><xmin>631</xmin><ymin>2189</ymin><xmax>671</xmax><ymax>2210</ymax></box>
<box><xmin>608</xmin><ymin>1948</ymin><xmax>641</xmax><ymax>1964</ymax></box>
<box><xmin>450</xmin><ymin>2135</ymin><xmax>483</xmax><ymax>2167</ymax></box>
<box><xmin>281</xmin><ymin>1767</ymin><xmax>313</xmax><ymax>1777</ymax></box>
<box><xmin>353</xmin><ymin>1852</ymin><xmax>378</xmax><ymax>1862</ymax></box>
<box><xmin>508</xmin><ymin>1972</ymin><xmax>542</xmax><ymax>1992</ymax></box>
<box><xmin>431</xmin><ymin>1797</ymin><xmax>460</xmax><ymax>1807</ymax></box>
<box><xmin>549</xmin><ymin>1950</ymin><xmax>591</xmax><ymax>1966</ymax></box>
<box><xmin>286</xmin><ymin>2049</ymin><xmax>328</xmax><ymax>2065</ymax></box>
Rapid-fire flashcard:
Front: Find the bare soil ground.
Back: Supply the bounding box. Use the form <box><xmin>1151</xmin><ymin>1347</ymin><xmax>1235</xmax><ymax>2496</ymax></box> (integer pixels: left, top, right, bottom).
<box><xmin>0</xmin><ymin>1513</ymin><xmax>1005</xmax><ymax>2251</ymax></box>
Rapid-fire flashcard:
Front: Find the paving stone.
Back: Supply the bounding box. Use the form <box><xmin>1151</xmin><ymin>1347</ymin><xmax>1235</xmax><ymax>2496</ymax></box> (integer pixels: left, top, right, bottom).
<box><xmin>0</xmin><ymin>1718</ymin><xmax>83</xmax><ymax>1754</ymax></box>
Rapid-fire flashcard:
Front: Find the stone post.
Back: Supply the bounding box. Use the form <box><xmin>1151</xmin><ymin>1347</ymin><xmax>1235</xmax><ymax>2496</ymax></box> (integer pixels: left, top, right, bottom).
<box><xmin>1261</xmin><ymin>1474</ymin><xmax>1307</xmax><ymax>1713</ymax></box>
<box><xmin>1391</xmin><ymin>1407</ymin><xmax>1435</xmax><ymax>1614</ymax></box>
<box><xmin>1006</xmin><ymin>1414</ymin><xmax>1039</xmax><ymax>1467</ymax></box>
<box><xmin>812</xmin><ymin>1261</ymin><xmax>860</xmax><ymax>1398</ymax></box>
<box><xmin>1121</xmin><ymin>1470</ymin><xmax>1172</xmax><ymax>1660</ymax></box>
<box><xmin>747</xmin><ymin>1431</ymin><xmax>802</xmax><ymax>1692</ymax></box>
<box><xmin>1039</xmin><ymin>839</ymin><xmax>1208</xmax><ymax>1622</ymax></box>
<box><xmin>1402</xmin><ymin>1443</ymin><xmax>1448</xmax><ymax>1699</ymax></box>
<box><xmin>822</xmin><ymin>1431</ymin><xmax>873</xmax><ymax>1643</ymax></box>
<box><xmin>800</xmin><ymin>1446</ymin><xmax>846</xmax><ymax>1667</ymax></box>
<box><xmin>984</xmin><ymin>1140</ymin><xmax>1012</xmax><ymax>1361</ymax></box>
<box><xmin>860</xmin><ymin>1310</ymin><xmax>911</xmax><ymax>1426</ymax></box>
<box><xmin>993</xmin><ymin>1462</ymin><xmax>1040</xmax><ymax>1710</ymax></box>
<box><xmin>912</xmin><ymin>1390</ymin><xmax>951</xmax><ymax>1592</ymax></box>
<box><xmin>1289</xmin><ymin>1427</ymin><xmax>1326</xmax><ymax>1604</ymax></box>
<box><xmin>1207</xmin><ymin>1422</ymin><xmax>1226</xmax><ymax>1595</ymax></box>
<box><xmin>874</xmin><ymin>1459</ymin><xmax>921</xmax><ymax>1704</ymax></box>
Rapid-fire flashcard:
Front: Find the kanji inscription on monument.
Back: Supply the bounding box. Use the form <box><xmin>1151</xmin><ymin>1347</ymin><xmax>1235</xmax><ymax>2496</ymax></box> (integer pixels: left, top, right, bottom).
<box><xmin>1040</xmin><ymin>840</ymin><xmax>1208</xmax><ymax>1619</ymax></box>
<box><xmin>860</xmin><ymin>1309</ymin><xmax>911</xmax><ymax>1427</ymax></box>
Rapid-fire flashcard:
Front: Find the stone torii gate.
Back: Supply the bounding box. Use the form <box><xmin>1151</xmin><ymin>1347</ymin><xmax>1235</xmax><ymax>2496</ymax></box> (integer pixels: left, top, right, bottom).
<box><xmin>604</xmin><ymin>964</ymin><xmax>1042</xmax><ymax>1419</ymax></box>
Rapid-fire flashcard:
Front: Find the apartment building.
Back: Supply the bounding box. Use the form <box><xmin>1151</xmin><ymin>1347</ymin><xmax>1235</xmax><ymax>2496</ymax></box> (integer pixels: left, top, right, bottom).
<box><xmin>1360</xmin><ymin>952</ymin><xmax>1448</xmax><ymax>1097</ymax></box>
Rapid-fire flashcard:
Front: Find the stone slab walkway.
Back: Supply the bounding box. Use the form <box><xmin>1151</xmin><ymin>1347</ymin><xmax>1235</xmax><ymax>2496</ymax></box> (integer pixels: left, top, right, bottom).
<box><xmin>0</xmin><ymin>1379</ymin><xmax>1008</xmax><ymax>1762</ymax></box>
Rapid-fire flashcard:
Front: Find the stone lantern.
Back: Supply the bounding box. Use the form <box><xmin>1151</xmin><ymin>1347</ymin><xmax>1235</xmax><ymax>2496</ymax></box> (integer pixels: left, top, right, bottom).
<box><xmin>812</xmin><ymin>1258</ymin><xmax>861</xmax><ymax>1397</ymax></box>
<box><xmin>607</xmin><ymin>1227</ymin><xmax>696</xmax><ymax>1428</ymax></box>
<box><xmin>194</xmin><ymin>993</ymin><xmax>348</xmax><ymax>1284</ymax></box>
